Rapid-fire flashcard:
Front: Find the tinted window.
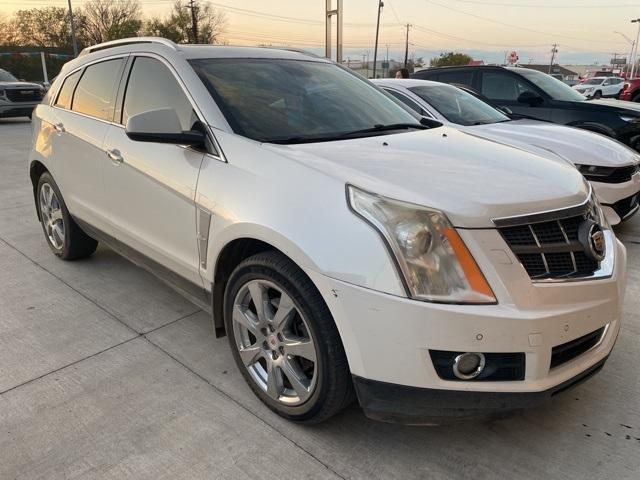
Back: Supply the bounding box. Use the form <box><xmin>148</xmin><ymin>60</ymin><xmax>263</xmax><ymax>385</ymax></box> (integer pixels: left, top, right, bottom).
<box><xmin>481</xmin><ymin>72</ymin><xmax>532</xmax><ymax>101</ymax></box>
<box><xmin>72</xmin><ymin>59</ymin><xmax>123</xmax><ymax>120</ymax></box>
<box><xmin>383</xmin><ymin>88</ymin><xmax>426</xmax><ymax>115</ymax></box>
<box><xmin>55</xmin><ymin>70</ymin><xmax>81</xmax><ymax>109</ymax></box>
<box><xmin>514</xmin><ymin>68</ymin><xmax>585</xmax><ymax>101</ymax></box>
<box><xmin>190</xmin><ymin>58</ymin><xmax>420</xmax><ymax>143</ymax></box>
<box><xmin>437</xmin><ymin>70</ymin><xmax>473</xmax><ymax>87</ymax></box>
<box><xmin>409</xmin><ymin>84</ymin><xmax>509</xmax><ymax>126</ymax></box>
<box><xmin>122</xmin><ymin>57</ymin><xmax>197</xmax><ymax>130</ymax></box>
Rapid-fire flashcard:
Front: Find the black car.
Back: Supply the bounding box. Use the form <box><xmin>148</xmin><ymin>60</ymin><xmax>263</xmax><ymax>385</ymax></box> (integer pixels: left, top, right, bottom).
<box><xmin>412</xmin><ymin>66</ymin><xmax>640</xmax><ymax>151</ymax></box>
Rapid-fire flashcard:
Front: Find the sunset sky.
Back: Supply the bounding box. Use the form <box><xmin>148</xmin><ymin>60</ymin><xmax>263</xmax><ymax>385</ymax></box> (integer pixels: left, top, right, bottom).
<box><xmin>1</xmin><ymin>0</ymin><xmax>638</xmax><ymax>65</ymax></box>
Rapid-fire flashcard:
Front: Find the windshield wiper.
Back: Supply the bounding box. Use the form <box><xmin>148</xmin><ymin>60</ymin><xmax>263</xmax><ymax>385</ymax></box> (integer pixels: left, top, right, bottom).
<box><xmin>264</xmin><ymin>122</ymin><xmax>430</xmax><ymax>145</ymax></box>
<box><xmin>337</xmin><ymin>122</ymin><xmax>427</xmax><ymax>138</ymax></box>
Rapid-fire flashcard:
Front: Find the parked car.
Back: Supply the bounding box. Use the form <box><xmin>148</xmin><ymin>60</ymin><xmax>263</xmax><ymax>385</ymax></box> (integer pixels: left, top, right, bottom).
<box><xmin>0</xmin><ymin>68</ymin><xmax>45</xmax><ymax>119</ymax></box>
<box><xmin>572</xmin><ymin>76</ymin><xmax>625</xmax><ymax>99</ymax></box>
<box><xmin>411</xmin><ymin>66</ymin><xmax>640</xmax><ymax>151</ymax></box>
<box><xmin>620</xmin><ymin>78</ymin><xmax>640</xmax><ymax>102</ymax></box>
<box><xmin>30</xmin><ymin>38</ymin><xmax>626</xmax><ymax>424</ymax></box>
<box><xmin>374</xmin><ymin>78</ymin><xmax>640</xmax><ymax>224</ymax></box>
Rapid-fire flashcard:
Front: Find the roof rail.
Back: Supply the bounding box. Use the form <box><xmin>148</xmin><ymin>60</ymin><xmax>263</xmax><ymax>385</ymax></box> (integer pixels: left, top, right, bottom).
<box><xmin>79</xmin><ymin>37</ymin><xmax>178</xmax><ymax>57</ymax></box>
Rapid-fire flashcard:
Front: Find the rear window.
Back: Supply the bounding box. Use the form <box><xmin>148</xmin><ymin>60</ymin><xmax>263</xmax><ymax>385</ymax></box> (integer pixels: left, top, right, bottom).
<box><xmin>72</xmin><ymin>58</ymin><xmax>124</xmax><ymax>121</ymax></box>
<box><xmin>54</xmin><ymin>70</ymin><xmax>81</xmax><ymax>109</ymax></box>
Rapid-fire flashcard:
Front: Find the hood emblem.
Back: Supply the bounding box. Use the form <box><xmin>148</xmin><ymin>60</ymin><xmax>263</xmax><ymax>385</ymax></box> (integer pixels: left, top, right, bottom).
<box><xmin>578</xmin><ymin>219</ymin><xmax>605</xmax><ymax>262</ymax></box>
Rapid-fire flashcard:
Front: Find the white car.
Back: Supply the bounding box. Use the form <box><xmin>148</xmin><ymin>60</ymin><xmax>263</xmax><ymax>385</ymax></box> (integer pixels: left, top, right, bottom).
<box><xmin>374</xmin><ymin>79</ymin><xmax>640</xmax><ymax>225</ymax></box>
<box><xmin>572</xmin><ymin>76</ymin><xmax>625</xmax><ymax>99</ymax></box>
<box><xmin>29</xmin><ymin>38</ymin><xmax>626</xmax><ymax>424</ymax></box>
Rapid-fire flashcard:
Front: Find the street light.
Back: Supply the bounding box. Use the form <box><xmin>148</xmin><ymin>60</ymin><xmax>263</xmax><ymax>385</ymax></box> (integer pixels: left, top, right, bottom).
<box><xmin>614</xmin><ymin>30</ymin><xmax>635</xmax><ymax>76</ymax></box>
<box><xmin>632</xmin><ymin>19</ymin><xmax>640</xmax><ymax>79</ymax></box>
<box><xmin>372</xmin><ymin>1</ymin><xmax>384</xmax><ymax>79</ymax></box>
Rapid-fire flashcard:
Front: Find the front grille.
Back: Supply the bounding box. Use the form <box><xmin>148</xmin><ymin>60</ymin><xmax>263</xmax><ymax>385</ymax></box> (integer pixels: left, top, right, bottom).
<box><xmin>5</xmin><ymin>88</ymin><xmax>42</xmax><ymax>102</ymax></box>
<box><xmin>550</xmin><ymin>327</ymin><xmax>605</xmax><ymax>369</ymax></box>
<box><xmin>583</xmin><ymin>164</ymin><xmax>638</xmax><ymax>184</ymax></box>
<box><xmin>498</xmin><ymin>214</ymin><xmax>599</xmax><ymax>279</ymax></box>
<box><xmin>610</xmin><ymin>192</ymin><xmax>640</xmax><ymax>220</ymax></box>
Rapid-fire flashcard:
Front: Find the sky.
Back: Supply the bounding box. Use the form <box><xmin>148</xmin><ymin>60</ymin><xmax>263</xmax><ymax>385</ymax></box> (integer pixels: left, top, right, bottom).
<box><xmin>1</xmin><ymin>0</ymin><xmax>639</xmax><ymax>65</ymax></box>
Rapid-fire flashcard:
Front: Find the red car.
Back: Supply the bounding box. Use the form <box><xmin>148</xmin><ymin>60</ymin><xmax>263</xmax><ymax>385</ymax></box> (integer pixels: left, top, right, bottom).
<box><xmin>620</xmin><ymin>78</ymin><xmax>640</xmax><ymax>102</ymax></box>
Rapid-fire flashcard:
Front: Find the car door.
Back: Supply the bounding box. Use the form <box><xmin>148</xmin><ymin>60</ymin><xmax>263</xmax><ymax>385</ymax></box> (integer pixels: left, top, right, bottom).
<box><xmin>49</xmin><ymin>57</ymin><xmax>125</xmax><ymax>235</ymax></box>
<box><xmin>479</xmin><ymin>70</ymin><xmax>551</xmax><ymax>120</ymax></box>
<box><xmin>102</xmin><ymin>54</ymin><xmax>206</xmax><ymax>300</ymax></box>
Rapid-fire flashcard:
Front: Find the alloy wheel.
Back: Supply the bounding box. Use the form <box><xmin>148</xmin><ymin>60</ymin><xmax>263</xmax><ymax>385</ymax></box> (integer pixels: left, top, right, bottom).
<box><xmin>232</xmin><ymin>279</ymin><xmax>318</xmax><ymax>406</ymax></box>
<box><xmin>39</xmin><ymin>183</ymin><xmax>65</xmax><ymax>250</ymax></box>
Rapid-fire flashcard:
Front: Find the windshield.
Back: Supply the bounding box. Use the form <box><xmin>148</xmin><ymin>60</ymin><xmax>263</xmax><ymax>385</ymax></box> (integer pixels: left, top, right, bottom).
<box><xmin>409</xmin><ymin>84</ymin><xmax>510</xmax><ymax>126</ymax></box>
<box><xmin>583</xmin><ymin>78</ymin><xmax>604</xmax><ymax>85</ymax></box>
<box><xmin>0</xmin><ymin>69</ymin><xmax>18</xmax><ymax>82</ymax></box>
<box><xmin>189</xmin><ymin>58</ymin><xmax>421</xmax><ymax>143</ymax></box>
<box><xmin>514</xmin><ymin>68</ymin><xmax>586</xmax><ymax>101</ymax></box>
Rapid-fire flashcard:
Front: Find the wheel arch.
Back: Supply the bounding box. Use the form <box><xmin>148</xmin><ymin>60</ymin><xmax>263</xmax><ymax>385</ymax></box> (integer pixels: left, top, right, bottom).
<box><xmin>29</xmin><ymin>160</ymin><xmax>49</xmax><ymax>220</ymax></box>
<box><xmin>566</xmin><ymin>121</ymin><xmax>617</xmax><ymax>138</ymax></box>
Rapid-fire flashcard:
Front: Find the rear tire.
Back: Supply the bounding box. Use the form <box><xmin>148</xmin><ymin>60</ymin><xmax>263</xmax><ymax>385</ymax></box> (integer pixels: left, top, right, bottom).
<box><xmin>224</xmin><ymin>250</ymin><xmax>354</xmax><ymax>423</ymax></box>
<box><xmin>36</xmin><ymin>172</ymin><xmax>98</xmax><ymax>260</ymax></box>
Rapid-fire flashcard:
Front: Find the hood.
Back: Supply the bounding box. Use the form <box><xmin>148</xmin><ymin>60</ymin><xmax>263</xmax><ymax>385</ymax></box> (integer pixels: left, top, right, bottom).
<box><xmin>262</xmin><ymin>126</ymin><xmax>589</xmax><ymax>228</ymax></box>
<box><xmin>468</xmin><ymin>119</ymin><xmax>640</xmax><ymax>168</ymax></box>
<box><xmin>565</xmin><ymin>98</ymin><xmax>640</xmax><ymax>115</ymax></box>
<box><xmin>0</xmin><ymin>81</ymin><xmax>43</xmax><ymax>89</ymax></box>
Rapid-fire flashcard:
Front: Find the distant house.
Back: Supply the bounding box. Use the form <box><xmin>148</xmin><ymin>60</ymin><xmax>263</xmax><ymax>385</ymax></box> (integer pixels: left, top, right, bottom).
<box><xmin>518</xmin><ymin>64</ymin><xmax>578</xmax><ymax>80</ymax></box>
<box><xmin>468</xmin><ymin>59</ymin><xmax>485</xmax><ymax>66</ymax></box>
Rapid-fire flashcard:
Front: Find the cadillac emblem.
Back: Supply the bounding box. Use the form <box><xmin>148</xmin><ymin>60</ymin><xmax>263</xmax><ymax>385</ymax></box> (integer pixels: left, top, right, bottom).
<box><xmin>578</xmin><ymin>219</ymin><xmax>606</xmax><ymax>262</ymax></box>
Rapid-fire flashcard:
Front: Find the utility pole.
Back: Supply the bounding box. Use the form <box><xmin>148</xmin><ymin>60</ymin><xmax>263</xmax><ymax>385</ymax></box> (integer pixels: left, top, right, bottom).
<box><xmin>362</xmin><ymin>53</ymin><xmax>366</xmax><ymax>76</ymax></box>
<box><xmin>549</xmin><ymin>43</ymin><xmax>558</xmax><ymax>74</ymax></box>
<box><xmin>67</xmin><ymin>0</ymin><xmax>78</xmax><ymax>57</ymax></box>
<box><xmin>614</xmin><ymin>30</ymin><xmax>636</xmax><ymax>77</ymax></box>
<box><xmin>386</xmin><ymin>43</ymin><xmax>389</xmax><ymax>77</ymax></box>
<box><xmin>187</xmin><ymin>0</ymin><xmax>199</xmax><ymax>43</ymax></box>
<box><xmin>632</xmin><ymin>19</ymin><xmax>640</xmax><ymax>79</ymax></box>
<box><xmin>404</xmin><ymin>23</ymin><xmax>411</xmax><ymax>68</ymax></box>
<box><xmin>372</xmin><ymin>1</ymin><xmax>384</xmax><ymax>79</ymax></box>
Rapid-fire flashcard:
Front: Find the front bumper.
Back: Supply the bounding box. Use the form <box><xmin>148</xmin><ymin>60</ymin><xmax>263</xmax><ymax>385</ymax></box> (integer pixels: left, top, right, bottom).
<box><xmin>592</xmin><ymin>175</ymin><xmax>640</xmax><ymax>224</ymax></box>
<box><xmin>353</xmin><ymin>356</ymin><xmax>608</xmax><ymax>424</ymax></box>
<box><xmin>305</xmin><ymin>229</ymin><xmax>626</xmax><ymax>422</ymax></box>
<box><xmin>0</xmin><ymin>102</ymin><xmax>38</xmax><ymax>118</ymax></box>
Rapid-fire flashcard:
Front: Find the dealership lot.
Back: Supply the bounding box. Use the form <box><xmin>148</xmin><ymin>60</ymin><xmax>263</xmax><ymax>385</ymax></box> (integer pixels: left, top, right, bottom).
<box><xmin>1</xmin><ymin>117</ymin><xmax>640</xmax><ymax>479</ymax></box>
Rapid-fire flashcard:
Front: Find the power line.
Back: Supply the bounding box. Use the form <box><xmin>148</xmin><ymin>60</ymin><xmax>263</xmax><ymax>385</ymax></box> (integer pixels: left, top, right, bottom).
<box><xmin>447</xmin><ymin>0</ymin><xmax>639</xmax><ymax>8</ymax></box>
<box><xmin>423</xmin><ymin>0</ymin><xmax>628</xmax><ymax>46</ymax></box>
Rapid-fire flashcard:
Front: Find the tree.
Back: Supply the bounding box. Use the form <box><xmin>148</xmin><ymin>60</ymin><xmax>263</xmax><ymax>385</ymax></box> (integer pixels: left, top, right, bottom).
<box><xmin>3</xmin><ymin>7</ymin><xmax>81</xmax><ymax>49</ymax></box>
<box><xmin>144</xmin><ymin>1</ymin><xmax>226</xmax><ymax>44</ymax></box>
<box><xmin>430</xmin><ymin>52</ymin><xmax>473</xmax><ymax>67</ymax></box>
<box><xmin>80</xmin><ymin>0</ymin><xmax>142</xmax><ymax>45</ymax></box>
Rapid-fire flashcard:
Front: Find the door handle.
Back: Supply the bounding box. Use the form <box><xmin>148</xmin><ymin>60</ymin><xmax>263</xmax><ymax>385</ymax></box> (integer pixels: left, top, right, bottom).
<box><xmin>106</xmin><ymin>148</ymin><xmax>124</xmax><ymax>165</ymax></box>
<box><xmin>53</xmin><ymin>122</ymin><xmax>65</xmax><ymax>133</ymax></box>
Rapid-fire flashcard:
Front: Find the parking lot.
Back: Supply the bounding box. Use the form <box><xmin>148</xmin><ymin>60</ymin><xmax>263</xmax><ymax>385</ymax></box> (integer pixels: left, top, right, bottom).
<box><xmin>1</xmin><ymin>117</ymin><xmax>639</xmax><ymax>479</ymax></box>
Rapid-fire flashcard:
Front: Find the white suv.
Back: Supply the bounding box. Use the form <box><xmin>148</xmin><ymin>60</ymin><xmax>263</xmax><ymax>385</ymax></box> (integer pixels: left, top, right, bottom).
<box><xmin>30</xmin><ymin>38</ymin><xmax>626</xmax><ymax>424</ymax></box>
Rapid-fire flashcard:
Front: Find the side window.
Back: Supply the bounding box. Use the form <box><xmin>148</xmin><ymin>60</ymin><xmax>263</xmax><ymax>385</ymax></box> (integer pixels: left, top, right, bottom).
<box><xmin>122</xmin><ymin>56</ymin><xmax>197</xmax><ymax>130</ymax></box>
<box><xmin>481</xmin><ymin>72</ymin><xmax>531</xmax><ymax>101</ymax></box>
<box><xmin>72</xmin><ymin>58</ymin><xmax>124</xmax><ymax>121</ymax></box>
<box><xmin>54</xmin><ymin>70</ymin><xmax>81</xmax><ymax>109</ymax></box>
<box><xmin>604</xmin><ymin>79</ymin><xmax>612</xmax><ymax>85</ymax></box>
<box><xmin>384</xmin><ymin>88</ymin><xmax>427</xmax><ymax>116</ymax></box>
<box><xmin>438</xmin><ymin>70</ymin><xmax>473</xmax><ymax>87</ymax></box>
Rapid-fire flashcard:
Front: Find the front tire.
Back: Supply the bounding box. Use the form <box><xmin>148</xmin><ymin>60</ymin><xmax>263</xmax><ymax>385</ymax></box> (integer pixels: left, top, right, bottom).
<box><xmin>224</xmin><ymin>251</ymin><xmax>354</xmax><ymax>423</ymax></box>
<box><xmin>36</xmin><ymin>172</ymin><xmax>98</xmax><ymax>260</ymax></box>
<box><xmin>593</xmin><ymin>90</ymin><xmax>602</xmax><ymax>99</ymax></box>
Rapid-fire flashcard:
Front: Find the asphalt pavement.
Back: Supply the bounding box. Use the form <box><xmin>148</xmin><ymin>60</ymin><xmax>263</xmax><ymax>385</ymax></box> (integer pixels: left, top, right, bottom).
<box><xmin>1</xmin><ymin>117</ymin><xmax>639</xmax><ymax>479</ymax></box>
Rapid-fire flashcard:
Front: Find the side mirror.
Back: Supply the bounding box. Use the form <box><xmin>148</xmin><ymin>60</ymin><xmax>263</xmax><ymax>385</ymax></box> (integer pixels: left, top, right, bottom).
<box><xmin>125</xmin><ymin>108</ymin><xmax>205</xmax><ymax>147</ymax></box>
<box><xmin>517</xmin><ymin>91</ymin><xmax>544</xmax><ymax>107</ymax></box>
<box><xmin>499</xmin><ymin>106</ymin><xmax>513</xmax><ymax>115</ymax></box>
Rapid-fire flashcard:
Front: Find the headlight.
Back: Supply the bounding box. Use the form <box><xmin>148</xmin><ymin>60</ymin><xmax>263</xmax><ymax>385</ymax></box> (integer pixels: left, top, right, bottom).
<box><xmin>347</xmin><ymin>186</ymin><xmax>496</xmax><ymax>304</ymax></box>
<box><xmin>575</xmin><ymin>164</ymin><xmax>615</xmax><ymax>180</ymax></box>
<box><xmin>584</xmin><ymin>87</ymin><xmax>594</xmax><ymax>93</ymax></box>
<box><xmin>620</xmin><ymin>115</ymin><xmax>640</xmax><ymax>123</ymax></box>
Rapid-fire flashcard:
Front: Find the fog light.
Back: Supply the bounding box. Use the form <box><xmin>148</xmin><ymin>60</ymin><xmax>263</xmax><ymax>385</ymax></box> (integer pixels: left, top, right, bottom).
<box><xmin>453</xmin><ymin>352</ymin><xmax>485</xmax><ymax>380</ymax></box>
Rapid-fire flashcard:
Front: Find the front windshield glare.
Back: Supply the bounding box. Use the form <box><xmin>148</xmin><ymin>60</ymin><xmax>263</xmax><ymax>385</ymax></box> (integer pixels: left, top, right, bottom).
<box><xmin>515</xmin><ymin>68</ymin><xmax>586</xmax><ymax>101</ymax></box>
<box><xmin>190</xmin><ymin>58</ymin><xmax>420</xmax><ymax>143</ymax></box>
<box><xmin>0</xmin><ymin>69</ymin><xmax>19</xmax><ymax>82</ymax></box>
<box><xmin>409</xmin><ymin>84</ymin><xmax>509</xmax><ymax>126</ymax></box>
